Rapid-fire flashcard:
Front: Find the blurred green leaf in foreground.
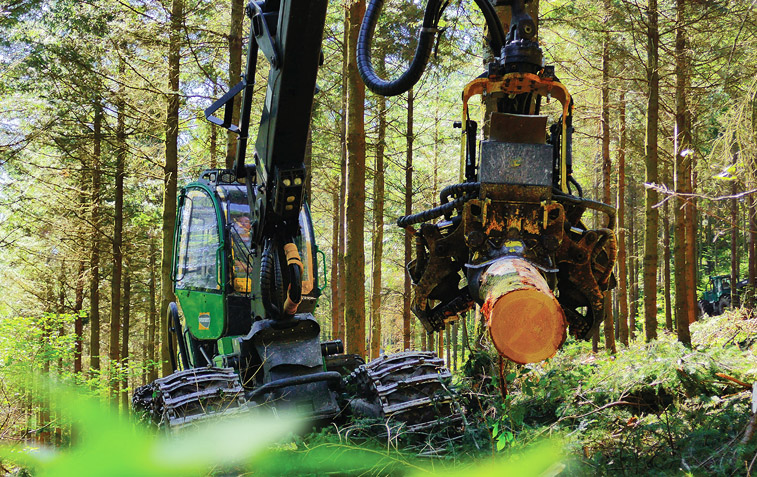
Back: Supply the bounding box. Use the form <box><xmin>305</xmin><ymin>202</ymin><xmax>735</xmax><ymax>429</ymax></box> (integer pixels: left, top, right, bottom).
<box><xmin>0</xmin><ymin>378</ymin><xmax>563</xmax><ymax>476</ymax></box>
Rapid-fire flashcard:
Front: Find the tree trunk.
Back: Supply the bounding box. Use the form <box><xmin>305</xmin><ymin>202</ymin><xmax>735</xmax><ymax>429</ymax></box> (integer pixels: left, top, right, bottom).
<box><xmin>600</xmin><ymin>13</ymin><xmax>616</xmax><ymax>353</ymax></box>
<box><xmin>644</xmin><ymin>0</ymin><xmax>660</xmax><ymax>342</ymax></box>
<box><xmin>369</xmin><ymin>78</ymin><xmax>386</xmax><ymax>360</ymax></box>
<box><xmin>161</xmin><ymin>0</ymin><xmax>183</xmax><ymax>376</ymax></box>
<box><xmin>111</xmin><ymin>64</ymin><xmax>126</xmax><ymax>398</ymax></box>
<box><xmin>674</xmin><ymin>0</ymin><xmax>692</xmax><ymax>346</ymax></box>
<box><xmin>662</xmin><ymin>160</ymin><xmax>672</xmax><ymax>332</ymax></box>
<box><xmin>749</xmin><ymin>194</ymin><xmax>756</xmax><ymax>309</ymax></box>
<box><xmin>445</xmin><ymin>324</ymin><xmax>451</xmax><ymax>368</ymax></box>
<box><xmin>685</xmin><ymin>126</ymin><xmax>697</xmax><ymax>326</ymax></box>
<box><xmin>74</xmin><ymin>167</ymin><xmax>87</xmax><ymax>374</ymax></box>
<box><xmin>226</xmin><ymin>0</ymin><xmax>245</xmax><ymax>168</ymax></box>
<box><xmin>330</xmin><ymin>188</ymin><xmax>341</xmax><ymax>340</ymax></box>
<box><xmin>403</xmin><ymin>88</ymin><xmax>414</xmax><ymax>351</ymax></box>
<box><xmin>629</xmin><ymin>180</ymin><xmax>637</xmax><ymax>341</ymax></box>
<box><xmin>731</xmin><ymin>147</ymin><xmax>739</xmax><ymax>306</ymax></box>
<box><xmin>148</xmin><ymin>240</ymin><xmax>158</xmax><ymax>382</ymax></box>
<box><xmin>90</xmin><ymin>102</ymin><xmax>103</xmax><ymax>373</ymax></box>
<box><xmin>617</xmin><ymin>92</ymin><xmax>629</xmax><ymax>346</ymax></box>
<box><xmin>120</xmin><ymin>264</ymin><xmax>131</xmax><ymax>410</ymax></box>
<box><xmin>344</xmin><ymin>0</ymin><xmax>367</xmax><ymax>357</ymax></box>
<box><xmin>336</xmin><ymin>17</ymin><xmax>348</xmax><ymax>344</ymax></box>
<box><xmin>452</xmin><ymin>321</ymin><xmax>458</xmax><ymax>371</ymax></box>
<box><xmin>337</xmin><ymin>155</ymin><xmax>346</xmax><ymax>343</ymax></box>
<box><xmin>210</xmin><ymin>81</ymin><xmax>218</xmax><ymax>169</ymax></box>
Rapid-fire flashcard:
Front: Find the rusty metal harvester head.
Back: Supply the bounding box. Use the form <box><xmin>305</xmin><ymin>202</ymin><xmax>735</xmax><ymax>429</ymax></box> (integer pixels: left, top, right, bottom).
<box><xmin>399</xmin><ymin>2</ymin><xmax>617</xmax><ymax>364</ymax></box>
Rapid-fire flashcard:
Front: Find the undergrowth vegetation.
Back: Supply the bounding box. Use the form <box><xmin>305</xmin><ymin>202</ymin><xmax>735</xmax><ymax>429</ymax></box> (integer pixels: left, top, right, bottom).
<box><xmin>1</xmin><ymin>310</ymin><xmax>755</xmax><ymax>476</ymax></box>
<box><xmin>446</xmin><ymin>310</ymin><xmax>757</xmax><ymax>475</ymax></box>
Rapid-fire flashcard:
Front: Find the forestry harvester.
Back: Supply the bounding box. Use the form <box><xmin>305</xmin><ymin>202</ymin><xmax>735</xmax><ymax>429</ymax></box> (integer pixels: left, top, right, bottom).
<box><xmin>358</xmin><ymin>0</ymin><xmax>618</xmax><ymax>364</ymax></box>
<box><xmin>132</xmin><ymin>0</ymin><xmax>462</xmax><ymax>430</ymax></box>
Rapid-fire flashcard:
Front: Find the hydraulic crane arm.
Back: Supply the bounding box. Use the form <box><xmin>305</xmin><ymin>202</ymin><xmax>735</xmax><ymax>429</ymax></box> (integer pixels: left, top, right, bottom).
<box><xmin>205</xmin><ymin>0</ymin><xmax>327</xmax><ymax>232</ymax></box>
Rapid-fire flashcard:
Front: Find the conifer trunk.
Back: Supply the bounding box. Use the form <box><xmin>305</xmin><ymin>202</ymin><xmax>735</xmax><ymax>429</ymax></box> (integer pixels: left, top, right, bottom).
<box><xmin>148</xmin><ymin>240</ymin><xmax>158</xmax><ymax>382</ymax></box>
<box><xmin>617</xmin><ymin>92</ymin><xmax>629</xmax><ymax>346</ymax></box>
<box><xmin>370</xmin><ymin>79</ymin><xmax>386</xmax><ymax>360</ymax></box>
<box><xmin>120</xmin><ymin>265</ymin><xmax>131</xmax><ymax>410</ymax></box>
<box><xmin>403</xmin><ymin>88</ymin><xmax>414</xmax><ymax>351</ymax></box>
<box><xmin>674</xmin><ymin>0</ymin><xmax>692</xmax><ymax>345</ymax></box>
<box><xmin>90</xmin><ymin>102</ymin><xmax>102</xmax><ymax>373</ymax></box>
<box><xmin>210</xmin><ymin>81</ymin><xmax>218</xmax><ymax>169</ymax></box>
<box><xmin>629</xmin><ymin>181</ymin><xmax>637</xmax><ymax>341</ymax></box>
<box><xmin>336</xmin><ymin>17</ymin><xmax>348</xmax><ymax>343</ymax></box>
<box><xmin>644</xmin><ymin>0</ymin><xmax>660</xmax><ymax>341</ymax></box>
<box><xmin>748</xmin><ymin>194</ymin><xmax>756</xmax><ymax>309</ymax></box>
<box><xmin>226</xmin><ymin>0</ymin><xmax>244</xmax><ymax>168</ymax></box>
<box><xmin>344</xmin><ymin>0</ymin><xmax>367</xmax><ymax>357</ymax></box>
<box><xmin>662</xmin><ymin>161</ymin><xmax>672</xmax><ymax>332</ymax></box>
<box><xmin>74</xmin><ymin>167</ymin><xmax>87</xmax><ymax>374</ymax></box>
<box><xmin>111</xmin><ymin>65</ymin><xmax>126</xmax><ymax>397</ymax></box>
<box><xmin>161</xmin><ymin>0</ymin><xmax>183</xmax><ymax>376</ymax></box>
<box><xmin>331</xmin><ymin>188</ymin><xmax>341</xmax><ymax>340</ymax></box>
<box><xmin>731</xmin><ymin>149</ymin><xmax>739</xmax><ymax>306</ymax></box>
<box><xmin>601</xmin><ymin>13</ymin><xmax>616</xmax><ymax>353</ymax></box>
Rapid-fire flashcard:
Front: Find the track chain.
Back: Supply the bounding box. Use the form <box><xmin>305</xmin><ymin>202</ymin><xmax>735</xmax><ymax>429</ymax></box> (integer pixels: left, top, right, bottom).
<box><xmin>133</xmin><ymin>367</ymin><xmax>247</xmax><ymax>430</ymax></box>
<box><xmin>349</xmin><ymin>351</ymin><xmax>464</xmax><ymax>433</ymax></box>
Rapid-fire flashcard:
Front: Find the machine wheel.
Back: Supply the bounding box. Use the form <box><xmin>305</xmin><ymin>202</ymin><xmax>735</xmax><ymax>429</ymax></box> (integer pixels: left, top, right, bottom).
<box><xmin>133</xmin><ymin>367</ymin><xmax>246</xmax><ymax>431</ymax></box>
<box><xmin>347</xmin><ymin>351</ymin><xmax>464</xmax><ymax>434</ymax></box>
<box><xmin>698</xmin><ymin>300</ymin><xmax>714</xmax><ymax>317</ymax></box>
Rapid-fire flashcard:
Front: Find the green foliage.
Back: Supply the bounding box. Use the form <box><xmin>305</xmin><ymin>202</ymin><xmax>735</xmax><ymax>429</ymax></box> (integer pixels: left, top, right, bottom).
<box><xmin>0</xmin><ymin>377</ymin><xmax>563</xmax><ymax>476</ymax></box>
<box><xmin>447</xmin><ymin>311</ymin><xmax>757</xmax><ymax>475</ymax></box>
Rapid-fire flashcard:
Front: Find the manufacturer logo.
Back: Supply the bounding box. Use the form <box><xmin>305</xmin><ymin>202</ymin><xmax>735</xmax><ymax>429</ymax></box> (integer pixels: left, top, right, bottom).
<box><xmin>198</xmin><ymin>312</ymin><xmax>211</xmax><ymax>330</ymax></box>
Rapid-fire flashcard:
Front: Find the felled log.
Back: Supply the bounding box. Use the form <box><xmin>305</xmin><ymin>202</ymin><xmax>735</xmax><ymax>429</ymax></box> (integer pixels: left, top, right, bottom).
<box><xmin>479</xmin><ymin>256</ymin><xmax>567</xmax><ymax>364</ymax></box>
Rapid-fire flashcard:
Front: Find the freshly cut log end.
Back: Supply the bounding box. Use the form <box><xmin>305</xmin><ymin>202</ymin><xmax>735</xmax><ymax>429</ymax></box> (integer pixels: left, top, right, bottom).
<box><xmin>480</xmin><ymin>257</ymin><xmax>567</xmax><ymax>364</ymax></box>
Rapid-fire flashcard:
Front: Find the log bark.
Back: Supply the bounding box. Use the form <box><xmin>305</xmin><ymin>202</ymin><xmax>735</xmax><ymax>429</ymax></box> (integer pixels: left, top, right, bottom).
<box><xmin>479</xmin><ymin>257</ymin><xmax>567</xmax><ymax>364</ymax></box>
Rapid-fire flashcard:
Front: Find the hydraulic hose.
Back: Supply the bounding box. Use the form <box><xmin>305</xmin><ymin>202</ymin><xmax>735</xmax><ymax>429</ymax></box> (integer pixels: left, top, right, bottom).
<box><xmin>260</xmin><ymin>238</ymin><xmax>283</xmax><ymax>316</ymax></box>
<box><xmin>283</xmin><ymin>242</ymin><xmax>303</xmax><ymax>315</ymax></box>
<box><xmin>440</xmin><ymin>182</ymin><xmax>480</xmax><ymax>205</ymax></box>
<box><xmin>397</xmin><ymin>192</ymin><xmax>476</xmax><ymax>228</ymax></box>
<box><xmin>357</xmin><ymin>0</ymin><xmax>506</xmax><ymax>97</ymax></box>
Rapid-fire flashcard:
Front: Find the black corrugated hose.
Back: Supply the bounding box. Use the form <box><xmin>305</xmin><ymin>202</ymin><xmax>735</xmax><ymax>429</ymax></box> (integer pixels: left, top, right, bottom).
<box><xmin>440</xmin><ymin>182</ymin><xmax>480</xmax><ymax>205</ymax></box>
<box><xmin>357</xmin><ymin>0</ymin><xmax>506</xmax><ymax>97</ymax></box>
<box><xmin>397</xmin><ymin>183</ymin><xmax>480</xmax><ymax>228</ymax></box>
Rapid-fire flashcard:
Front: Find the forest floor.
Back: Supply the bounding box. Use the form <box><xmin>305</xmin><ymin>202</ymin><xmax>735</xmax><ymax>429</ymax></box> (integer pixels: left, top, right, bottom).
<box><xmin>309</xmin><ymin>310</ymin><xmax>757</xmax><ymax>476</ymax></box>
<box><xmin>1</xmin><ymin>311</ymin><xmax>756</xmax><ymax>476</ymax></box>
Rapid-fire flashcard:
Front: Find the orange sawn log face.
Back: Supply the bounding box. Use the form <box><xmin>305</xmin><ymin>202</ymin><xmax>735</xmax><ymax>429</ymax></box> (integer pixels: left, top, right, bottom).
<box><xmin>479</xmin><ymin>257</ymin><xmax>567</xmax><ymax>364</ymax></box>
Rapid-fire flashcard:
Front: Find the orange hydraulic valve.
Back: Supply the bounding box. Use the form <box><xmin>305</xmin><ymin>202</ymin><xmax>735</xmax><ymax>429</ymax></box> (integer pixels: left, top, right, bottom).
<box><xmin>479</xmin><ymin>257</ymin><xmax>567</xmax><ymax>364</ymax></box>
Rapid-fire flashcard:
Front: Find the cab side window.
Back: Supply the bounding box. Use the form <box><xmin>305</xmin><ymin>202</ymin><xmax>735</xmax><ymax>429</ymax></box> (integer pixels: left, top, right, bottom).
<box><xmin>175</xmin><ymin>189</ymin><xmax>221</xmax><ymax>291</ymax></box>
